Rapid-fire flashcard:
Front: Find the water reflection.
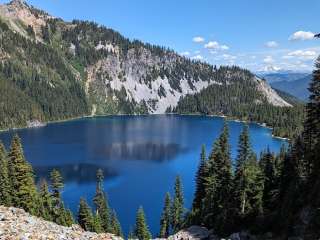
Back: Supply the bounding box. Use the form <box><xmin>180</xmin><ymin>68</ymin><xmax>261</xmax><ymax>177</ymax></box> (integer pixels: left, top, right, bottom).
<box><xmin>34</xmin><ymin>163</ymin><xmax>117</xmax><ymax>183</ymax></box>
<box><xmin>94</xmin><ymin>142</ymin><xmax>186</xmax><ymax>162</ymax></box>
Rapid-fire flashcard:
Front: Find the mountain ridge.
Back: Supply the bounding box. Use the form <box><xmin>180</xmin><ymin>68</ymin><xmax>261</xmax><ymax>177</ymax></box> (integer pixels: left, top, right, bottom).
<box><xmin>0</xmin><ymin>0</ymin><xmax>292</xmax><ymax>130</ymax></box>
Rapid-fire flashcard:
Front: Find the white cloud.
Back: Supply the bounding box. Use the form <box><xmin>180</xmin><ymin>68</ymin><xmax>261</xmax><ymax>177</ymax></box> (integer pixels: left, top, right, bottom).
<box><xmin>204</xmin><ymin>41</ymin><xmax>219</xmax><ymax>49</ymax></box>
<box><xmin>194</xmin><ymin>50</ymin><xmax>201</xmax><ymax>54</ymax></box>
<box><xmin>265</xmin><ymin>41</ymin><xmax>278</xmax><ymax>48</ymax></box>
<box><xmin>222</xmin><ymin>54</ymin><xmax>237</xmax><ymax>60</ymax></box>
<box><xmin>289</xmin><ymin>31</ymin><xmax>315</xmax><ymax>41</ymax></box>
<box><xmin>263</xmin><ymin>56</ymin><xmax>274</xmax><ymax>64</ymax></box>
<box><xmin>287</xmin><ymin>50</ymin><xmax>317</xmax><ymax>60</ymax></box>
<box><xmin>204</xmin><ymin>41</ymin><xmax>229</xmax><ymax>51</ymax></box>
<box><xmin>181</xmin><ymin>51</ymin><xmax>190</xmax><ymax>56</ymax></box>
<box><xmin>193</xmin><ymin>36</ymin><xmax>205</xmax><ymax>43</ymax></box>
<box><xmin>220</xmin><ymin>45</ymin><xmax>230</xmax><ymax>50</ymax></box>
<box><xmin>192</xmin><ymin>55</ymin><xmax>203</xmax><ymax>60</ymax></box>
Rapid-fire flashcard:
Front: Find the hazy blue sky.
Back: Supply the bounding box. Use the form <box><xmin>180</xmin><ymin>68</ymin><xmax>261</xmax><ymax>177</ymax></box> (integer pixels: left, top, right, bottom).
<box><xmin>1</xmin><ymin>0</ymin><xmax>319</xmax><ymax>72</ymax></box>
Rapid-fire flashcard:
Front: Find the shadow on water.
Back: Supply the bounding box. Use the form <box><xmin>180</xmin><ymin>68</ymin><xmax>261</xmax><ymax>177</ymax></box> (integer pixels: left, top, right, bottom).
<box><xmin>33</xmin><ymin>163</ymin><xmax>118</xmax><ymax>184</ymax></box>
<box><xmin>93</xmin><ymin>142</ymin><xmax>187</xmax><ymax>162</ymax></box>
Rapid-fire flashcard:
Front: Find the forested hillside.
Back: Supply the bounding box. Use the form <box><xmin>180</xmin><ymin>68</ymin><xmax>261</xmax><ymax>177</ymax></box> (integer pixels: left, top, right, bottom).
<box><xmin>171</xmin><ymin>72</ymin><xmax>305</xmax><ymax>138</ymax></box>
<box><xmin>0</xmin><ymin>0</ymin><xmax>295</xmax><ymax>134</ymax></box>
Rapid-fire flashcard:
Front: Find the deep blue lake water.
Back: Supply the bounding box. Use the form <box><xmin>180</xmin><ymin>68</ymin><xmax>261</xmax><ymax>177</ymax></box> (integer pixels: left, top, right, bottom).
<box><xmin>0</xmin><ymin>115</ymin><xmax>287</xmax><ymax>236</ymax></box>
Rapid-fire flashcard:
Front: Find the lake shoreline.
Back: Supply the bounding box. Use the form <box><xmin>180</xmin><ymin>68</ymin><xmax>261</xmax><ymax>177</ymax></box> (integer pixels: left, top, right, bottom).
<box><xmin>0</xmin><ymin>113</ymin><xmax>289</xmax><ymax>141</ymax></box>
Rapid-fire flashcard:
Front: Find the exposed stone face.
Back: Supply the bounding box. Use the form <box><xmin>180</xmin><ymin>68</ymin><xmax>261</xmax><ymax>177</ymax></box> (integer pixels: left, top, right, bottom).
<box><xmin>0</xmin><ymin>206</ymin><xmax>123</xmax><ymax>240</ymax></box>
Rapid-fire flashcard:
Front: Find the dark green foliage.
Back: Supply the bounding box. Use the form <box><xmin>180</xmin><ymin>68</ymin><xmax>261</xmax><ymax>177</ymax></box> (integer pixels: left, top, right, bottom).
<box><xmin>8</xmin><ymin>134</ymin><xmax>39</xmax><ymax>215</ymax></box>
<box><xmin>134</xmin><ymin>206</ymin><xmax>152</xmax><ymax>240</ymax></box>
<box><xmin>233</xmin><ymin>126</ymin><xmax>263</xmax><ymax>217</ymax></box>
<box><xmin>49</xmin><ymin>169</ymin><xmax>73</xmax><ymax>226</ymax></box>
<box><xmin>0</xmin><ymin>18</ymin><xmax>89</xmax><ymax>130</ymax></box>
<box><xmin>78</xmin><ymin>198</ymin><xmax>96</xmax><ymax>232</ymax></box>
<box><xmin>191</xmin><ymin>144</ymin><xmax>208</xmax><ymax>223</ymax></box>
<box><xmin>110</xmin><ymin>210</ymin><xmax>123</xmax><ymax>237</ymax></box>
<box><xmin>172</xmin><ymin>69</ymin><xmax>305</xmax><ymax>139</ymax></box>
<box><xmin>197</xmin><ymin>123</ymin><xmax>234</xmax><ymax>233</ymax></box>
<box><xmin>38</xmin><ymin>179</ymin><xmax>53</xmax><ymax>221</ymax></box>
<box><xmin>0</xmin><ymin>141</ymin><xmax>11</xmax><ymax>206</ymax></box>
<box><xmin>260</xmin><ymin>149</ymin><xmax>279</xmax><ymax>214</ymax></box>
<box><xmin>159</xmin><ymin>192</ymin><xmax>171</xmax><ymax>238</ymax></box>
<box><xmin>93</xmin><ymin>169</ymin><xmax>112</xmax><ymax>232</ymax></box>
<box><xmin>171</xmin><ymin>176</ymin><xmax>184</xmax><ymax>233</ymax></box>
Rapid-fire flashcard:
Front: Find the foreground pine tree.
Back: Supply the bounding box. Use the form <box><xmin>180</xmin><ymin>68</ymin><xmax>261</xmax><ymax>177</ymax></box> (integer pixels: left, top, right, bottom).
<box><xmin>38</xmin><ymin>179</ymin><xmax>53</xmax><ymax>221</ymax></box>
<box><xmin>93</xmin><ymin>169</ymin><xmax>112</xmax><ymax>232</ymax></box>
<box><xmin>8</xmin><ymin>135</ymin><xmax>38</xmax><ymax>215</ymax></box>
<box><xmin>191</xmin><ymin>145</ymin><xmax>208</xmax><ymax>223</ymax></box>
<box><xmin>171</xmin><ymin>176</ymin><xmax>184</xmax><ymax>233</ymax></box>
<box><xmin>78</xmin><ymin>198</ymin><xmax>96</xmax><ymax>232</ymax></box>
<box><xmin>0</xmin><ymin>141</ymin><xmax>11</xmax><ymax>206</ymax></box>
<box><xmin>50</xmin><ymin>169</ymin><xmax>73</xmax><ymax>226</ymax></box>
<box><xmin>110</xmin><ymin>210</ymin><xmax>123</xmax><ymax>237</ymax></box>
<box><xmin>202</xmin><ymin>123</ymin><xmax>233</xmax><ymax>232</ymax></box>
<box><xmin>159</xmin><ymin>192</ymin><xmax>171</xmax><ymax>238</ymax></box>
<box><xmin>233</xmin><ymin>125</ymin><xmax>263</xmax><ymax>217</ymax></box>
<box><xmin>134</xmin><ymin>206</ymin><xmax>152</xmax><ymax>240</ymax></box>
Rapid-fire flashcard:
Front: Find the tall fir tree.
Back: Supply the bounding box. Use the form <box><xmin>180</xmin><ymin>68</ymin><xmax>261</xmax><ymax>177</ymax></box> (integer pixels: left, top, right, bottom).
<box><xmin>110</xmin><ymin>210</ymin><xmax>123</xmax><ymax>237</ymax></box>
<box><xmin>38</xmin><ymin>179</ymin><xmax>53</xmax><ymax>221</ymax></box>
<box><xmin>260</xmin><ymin>148</ymin><xmax>278</xmax><ymax>214</ymax></box>
<box><xmin>171</xmin><ymin>176</ymin><xmax>184</xmax><ymax>233</ymax></box>
<box><xmin>303</xmin><ymin>55</ymin><xmax>320</xmax><ymax>179</ymax></box>
<box><xmin>8</xmin><ymin>134</ymin><xmax>38</xmax><ymax>215</ymax></box>
<box><xmin>0</xmin><ymin>141</ymin><xmax>11</xmax><ymax>206</ymax></box>
<box><xmin>134</xmin><ymin>206</ymin><xmax>152</xmax><ymax>240</ymax></box>
<box><xmin>78</xmin><ymin>198</ymin><xmax>96</xmax><ymax>232</ymax></box>
<box><xmin>202</xmin><ymin>123</ymin><xmax>233</xmax><ymax>232</ymax></box>
<box><xmin>159</xmin><ymin>192</ymin><xmax>171</xmax><ymax>238</ymax></box>
<box><xmin>191</xmin><ymin>145</ymin><xmax>208</xmax><ymax>223</ymax></box>
<box><xmin>233</xmin><ymin>126</ymin><xmax>263</xmax><ymax>217</ymax></box>
<box><xmin>93</xmin><ymin>169</ymin><xmax>112</xmax><ymax>232</ymax></box>
<box><xmin>49</xmin><ymin>169</ymin><xmax>73</xmax><ymax>226</ymax></box>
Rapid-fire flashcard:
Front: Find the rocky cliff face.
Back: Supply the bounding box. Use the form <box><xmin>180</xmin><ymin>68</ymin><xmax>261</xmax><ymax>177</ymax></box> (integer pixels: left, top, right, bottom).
<box><xmin>0</xmin><ymin>206</ymin><xmax>123</xmax><ymax>240</ymax></box>
<box><xmin>0</xmin><ymin>0</ymin><xmax>291</xmax><ymax>123</ymax></box>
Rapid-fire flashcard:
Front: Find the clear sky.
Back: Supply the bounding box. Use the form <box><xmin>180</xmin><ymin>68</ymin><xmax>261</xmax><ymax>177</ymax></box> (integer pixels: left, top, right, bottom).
<box><xmin>1</xmin><ymin>0</ymin><xmax>319</xmax><ymax>72</ymax></box>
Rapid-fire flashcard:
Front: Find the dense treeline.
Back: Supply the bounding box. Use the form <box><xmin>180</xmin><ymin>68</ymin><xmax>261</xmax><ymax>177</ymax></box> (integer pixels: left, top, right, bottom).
<box><xmin>0</xmin><ymin>135</ymin><xmax>123</xmax><ymax>237</ymax></box>
<box><xmin>0</xmin><ymin>18</ymin><xmax>89</xmax><ymax>129</ymax></box>
<box><xmin>171</xmin><ymin>73</ymin><xmax>305</xmax><ymax>138</ymax></box>
<box><xmin>158</xmin><ymin>56</ymin><xmax>320</xmax><ymax>239</ymax></box>
<box><xmin>1</xmin><ymin>5</ymin><xmax>302</xmax><ymax>130</ymax></box>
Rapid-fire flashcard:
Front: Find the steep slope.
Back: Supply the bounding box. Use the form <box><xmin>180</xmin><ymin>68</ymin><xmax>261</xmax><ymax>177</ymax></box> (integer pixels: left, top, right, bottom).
<box><xmin>271</xmin><ymin>74</ymin><xmax>312</xmax><ymax>101</ymax></box>
<box><xmin>0</xmin><ymin>0</ymin><xmax>291</xmax><ymax>130</ymax></box>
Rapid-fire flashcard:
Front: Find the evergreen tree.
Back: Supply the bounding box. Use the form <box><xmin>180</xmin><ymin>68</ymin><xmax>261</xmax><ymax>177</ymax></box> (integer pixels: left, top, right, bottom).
<box><xmin>38</xmin><ymin>179</ymin><xmax>53</xmax><ymax>221</ymax></box>
<box><xmin>8</xmin><ymin>134</ymin><xmax>38</xmax><ymax>215</ymax></box>
<box><xmin>49</xmin><ymin>169</ymin><xmax>73</xmax><ymax>226</ymax></box>
<box><xmin>93</xmin><ymin>169</ymin><xmax>111</xmax><ymax>232</ymax></box>
<box><xmin>191</xmin><ymin>145</ymin><xmax>208</xmax><ymax>223</ymax></box>
<box><xmin>78</xmin><ymin>198</ymin><xmax>95</xmax><ymax>232</ymax></box>
<box><xmin>159</xmin><ymin>192</ymin><xmax>171</xmax><ymax>238</ymax></box>
<box><xmin>233</xmin><ymin>126</ymin><xmax>263</xmax><ymax>217</ymax></box>
<box><xmin>0</xmin><ymin>141</ymin><xmax>11</xmax><ymax>206</ymax></box>
<box><xmin>50</xmin><ymin>169</ymin><xmax>64</xmax><ymax>207</ymax></box>
<box><xmin>260</xmin><ymin>148</ymin><xmax>278</xmax><ymax>213</ymax></box>
<box><xmin>110</xmin><ymin>210</ymin><xmax>123</xmax><ymax>237</ymax></box>
<box><xmin>202</xmin><ymin>123</ymin><xmax>233</xmax><ymax>232</ymax></box>
<box><xmin>303</xmin><ymin>56</ymin><xmax>320</xmax><ymax>179</ymax></box>
<box><xmin>171</xmin><ymin>176</ymin><xmax>184</xmax><ymax>233</ymax></box>
<box><xmin>134</xmin><ymin>206</ymin><xmax>152</xmax><ymax>240</ymax></box>
<box><xmin>93</xmin><ymin>214</ymin><xmax>103</xmax><ymax>233</ymax></box>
